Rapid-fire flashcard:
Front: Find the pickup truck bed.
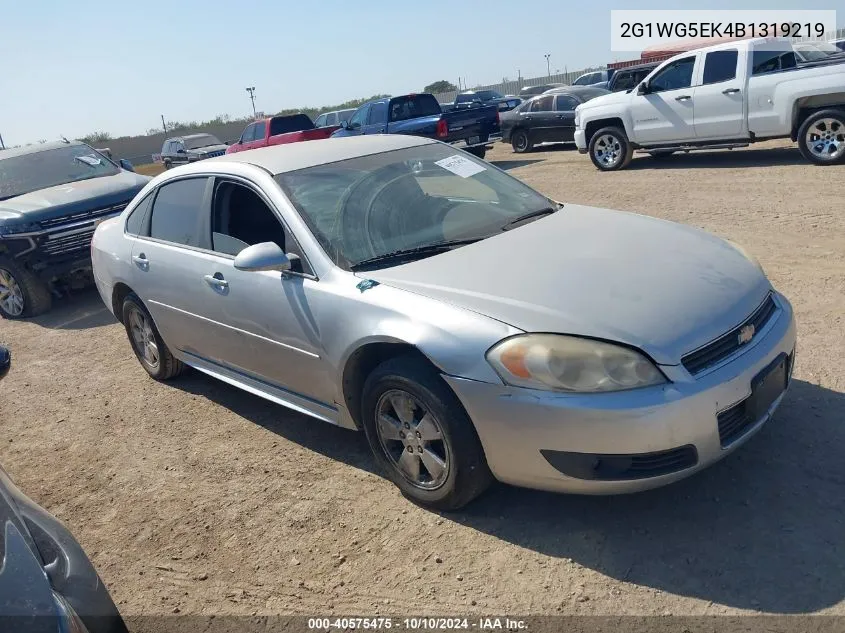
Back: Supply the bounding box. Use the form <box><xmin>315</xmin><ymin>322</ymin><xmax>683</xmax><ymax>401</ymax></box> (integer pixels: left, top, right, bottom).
<box><xmin>227</xmin><ymin>115</ymin><xmax>338</xmax><ymax>154</ymax></box>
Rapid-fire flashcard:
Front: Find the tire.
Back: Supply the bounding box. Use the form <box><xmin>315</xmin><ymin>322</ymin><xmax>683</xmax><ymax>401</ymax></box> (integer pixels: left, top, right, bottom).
<box><xmin>466</xmin><ymin>147</ymin><xmax>486</xmax><ymax>160</ymax></box>
<box><xmin>0</xmin><ymin>258</ymin><xmax>52</xmax><ymax>319</ymax></box>
<box><xmin>163</xmin><ymin>160</ymin><xmax>173</xmax><ymax>170</ymax></box>
<box><xmin>797</xmin><ymin>109</ymin><xmax>845</xmax><ymax>165</ymax></box>
<box><xmin>361</xmin><ymin>355</ymin><xmax>493</xmax><ymax>510</ymax></box>
<box><xmin>588</xmin><ymin>126</ymin><xmax>633</xmax><ymax>171</ymax></box>
<box><xmin>121</xmin><ymin>293</ymin><xmax>184</xmax><ymax>380</ymax></box>
<box><xmin>511</xmin><ymin>129</ymin><xmax>533</xmax><ymax>153</ymax></box>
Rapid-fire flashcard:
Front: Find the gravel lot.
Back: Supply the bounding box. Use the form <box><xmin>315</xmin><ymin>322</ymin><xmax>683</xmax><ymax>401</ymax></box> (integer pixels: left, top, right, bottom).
<box><xmin>1</xmin><ymin>140</ymin><xmax>843</xmax><ymax>619</ymax></box>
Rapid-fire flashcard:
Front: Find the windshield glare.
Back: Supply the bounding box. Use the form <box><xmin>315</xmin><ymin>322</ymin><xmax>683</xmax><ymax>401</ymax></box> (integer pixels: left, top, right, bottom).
<box><xmin>185</xmin><ymin>134</ymin><xmax>222</xmax><ymax>149</ymax></box>
<box><xmin>0</xmin><ymin>145</ymin><xmax>120</xmax><ymax>201</ymax></box>
<box><xmin>276</xmin><ymin>144</ymin><xmax>553</xmax><ymax>269</ymax></box>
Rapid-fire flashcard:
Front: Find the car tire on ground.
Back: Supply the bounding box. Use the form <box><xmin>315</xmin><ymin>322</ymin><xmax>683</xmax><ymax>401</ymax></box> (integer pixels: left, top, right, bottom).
<box><xmin>511</xmin><ymin>129</ymin><xmax>533</xmax><ymax>153</ymax></box>
<box><xmin>466</xmin><ymin>147</ymin><xmax>487</xmax><ymax>160</ymax></box>
<box><xmin>588</xmin><ymin>126</ymin><xmax>634</xmax><ymax>171</ymax></box>
<box><xmin>121</xmin><ymin>293</ymin><xmax>184</xmax><ymax>380</ymax></box>
<box><xmin>0</xmin><ymin>258</ymin><xmax>52</xmax><ymax>319</ymax></box>
<box><xmin>163</xmin><ymin>160</ymin><xmax>172</xmax><ymax>170</ymax></box>
<box><xmin>797</xmin><ymin>109</ymin><xmax>845</xmax><ymax>166</ymax></box>
<box><xmin>361</xmin><ymin>354</ymin><xmax>493</xmax><ymax>511</ymax></box>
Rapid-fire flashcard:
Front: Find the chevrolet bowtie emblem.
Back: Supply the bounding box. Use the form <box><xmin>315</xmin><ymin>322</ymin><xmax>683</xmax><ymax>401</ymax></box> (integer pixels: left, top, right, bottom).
<box><xmin>738</xmin><ymin>324</ymin><xmax>755</xmax><ymax>345</ymax></box>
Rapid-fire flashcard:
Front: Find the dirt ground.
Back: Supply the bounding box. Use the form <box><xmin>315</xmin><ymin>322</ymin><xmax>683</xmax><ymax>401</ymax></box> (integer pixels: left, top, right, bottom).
<box><xmin>1</xmin><ymin>140</ymin><xmax>843</xmax><ymax>619</ymax></box>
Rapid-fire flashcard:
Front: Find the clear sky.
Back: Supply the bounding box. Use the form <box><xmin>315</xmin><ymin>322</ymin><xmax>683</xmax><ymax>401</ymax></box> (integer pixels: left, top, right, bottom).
<box><xmin>0</xmin><ymin>0</ymin><xmax>838</xmax><ymax>146</ymax></box>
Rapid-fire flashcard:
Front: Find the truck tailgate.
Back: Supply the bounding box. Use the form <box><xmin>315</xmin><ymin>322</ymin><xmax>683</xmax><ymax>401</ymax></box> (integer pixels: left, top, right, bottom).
<box><xmin>442</xmin><ymin>105</ymin><xmax>499</xmax><ymax>145</ymax></box>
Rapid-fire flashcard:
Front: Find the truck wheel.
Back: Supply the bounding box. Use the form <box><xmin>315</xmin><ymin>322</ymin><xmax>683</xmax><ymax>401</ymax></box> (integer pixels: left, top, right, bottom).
<box><xmin>589</xmin><ymin>127</ymin><xmax>633</xmax><ymax>171</ymax></box>
<box><xmin>797</xmin><ymin>109</ymin><xmax>845</xmax><ymax>165</ymax></box>
<box><xmin>511</xmin><ymin>130</ymin><xmax>533</xmax><ymax>153</ymax></box>
<box><xmin>361</xmin><ymin>354</ymin><xmax>493</xmax><ymax>511</ymax></box>
<box><xmin>163</xmin><ymin>160</ymin><xmax>172</xmax><ymax>170</ymax></box>
<box><xmin>466</xmin><ymin>147</ymin><xmax>486</xmax><ymax>160</ymax></box>
<box><xmin>0</xmin><ymin>259</ymin><xmax>52</xmax><ymax>319</ymax></box>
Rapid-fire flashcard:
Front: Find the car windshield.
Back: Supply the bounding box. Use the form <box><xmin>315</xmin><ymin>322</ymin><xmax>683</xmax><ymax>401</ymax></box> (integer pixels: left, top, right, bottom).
<box><xmin>185</xmin><ymin>134</ymin><xmax>222</xmax><ymax>149</ymax></box>
<box><xmin>0</xmin><ymin>145</ymin><xmax>120</xmax><ymax>201</ymax></box>
<box><xmin>275</xmin><ymin>144</ymin><xmax>554</xmax><ymax>270</ymax></box>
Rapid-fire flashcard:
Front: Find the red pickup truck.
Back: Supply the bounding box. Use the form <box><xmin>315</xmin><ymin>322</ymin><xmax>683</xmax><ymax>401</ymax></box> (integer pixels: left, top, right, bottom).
<box><xmin>226</xmin><ymin>114</ymin><xmax>338</xmax><ymax>154</ymax></box>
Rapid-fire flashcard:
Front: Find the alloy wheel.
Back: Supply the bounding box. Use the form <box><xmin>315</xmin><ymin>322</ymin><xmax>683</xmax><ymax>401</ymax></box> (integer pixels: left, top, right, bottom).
<box><xmin>594</xmin><ymin>134</ymin><xmax>623</xmax><ymax>167</ymax></box>
<box><xmin>805</xmin><ymin>118</ymin><xmax>845</xmax><ymax>162</ymax></box>
<box><xmin>127</xmin><ymin>306</ymin><xmax>160</xmax><ymax>368</ymax></box>
<box><xmin>0</xmin><ymin>269</ymin><xmax>24</xmax><ymax>317</ymax></box>
<box><xmin>375</xmin><ymin>389</ymin><xmax>451</xmax><ymax>490</ymax></box>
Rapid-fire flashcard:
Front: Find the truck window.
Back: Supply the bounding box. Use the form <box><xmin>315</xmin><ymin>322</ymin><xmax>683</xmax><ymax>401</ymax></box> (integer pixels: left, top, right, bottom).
<box><xmin>270</xmin><ymin>115</ymin><xmax>314</xmax><ymax>136</ymax></box>
<box><xmin>648</xmin><ymin>57</ymin><xmax>695</xmax><ymax>93</ymax></box>
<box><xmin>348</xmin><ymin>105</ymin><xmax>370</xmax><ymax>129</ymax></box>
<box><xmin>752</xmin><ymin>49</ymin><xmax>797</xmax><ymax>75</ymax></box>
<box><xmin>326</xmin><ymin>112</ymin><xmax>337</xmax><ymax>126</ymax></box>
<box><xmin>388</xmin><ymin>95</ymin><xmax>441</xmax><ymax>122</ymax></box>
<box><xmin>240</xmin><ymin>123</ymin><xmax>255</xmax><ymax>143</ymax></box>
<box><xmin>314</xmin><ymin>114</ymin><xmax>327</xmax><ymax>127</ymax></box>
<box><xmin>702</xmin><ymin>49</ymin><xmax>738</xmax><ymax>84</ymax></box>
<box><xmin>530</xmin><ymin>96</ymin><xmax>554</xmax><ymax>112</ymax></box>
<box><xmin>368</xmin><ymin>102</ymin><xmax>388</xmax><ymax>125</ymax></box>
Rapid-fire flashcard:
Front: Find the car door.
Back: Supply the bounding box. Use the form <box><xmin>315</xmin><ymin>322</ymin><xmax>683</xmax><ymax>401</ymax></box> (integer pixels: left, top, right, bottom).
<box><xmin>522</xmin><ymin>95</ymin><xmax>556</xmax><ymax>143</ymax></box>
<box><xmin>628</xmin><ymin>55</ymin><xmax>697</xmax><ymax>144</ymax></box>
<box><xmin>339</xmin><ymin>104</ymin><xmax>370</xmax><ymax>136</ymax></box>
<box><xmin>198</xmin><ymin>177</ymin><xmax>334</xmax><ymax>405</ymax></box>
<box><xmin>692</xmin><ymin>48</ymin><xmax>745</xmax><ymax>140</ymax></box>
<box><xmin>552</xmin><ymin>94</ymin><xmax>580</xmax><ymax>141</ymax></box>
<box><xmin>129</xmin><ymin>176</ymin><xmax>215</xmax><ymax>359</ymax></box>
<box><xmin>363</xmin><ymin>101</ymin><xmax>388</xmax><ymax>134</ymax></box>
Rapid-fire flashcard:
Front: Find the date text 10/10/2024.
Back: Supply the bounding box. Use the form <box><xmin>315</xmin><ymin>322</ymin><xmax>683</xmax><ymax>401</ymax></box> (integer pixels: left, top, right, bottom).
<box><xmin>307</xmin><ymin>617</ymin><xmax>528</xmax><ymax>630</ymax></box>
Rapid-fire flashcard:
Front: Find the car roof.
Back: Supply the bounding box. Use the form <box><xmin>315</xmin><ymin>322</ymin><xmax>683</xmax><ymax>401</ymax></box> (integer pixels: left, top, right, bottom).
<box><xmin>204</xmin><ymin>134</ymin><xmax>435</xmax><ymax>175</ymax></box>
<box><xmin>0</xmin><ymin>140</ymin><xmax>82</xmax><ymax>160</ymax></box>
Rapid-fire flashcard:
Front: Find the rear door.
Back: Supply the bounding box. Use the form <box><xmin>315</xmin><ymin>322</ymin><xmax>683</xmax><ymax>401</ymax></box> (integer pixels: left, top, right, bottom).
<box><xmin>522</xmin><ymin>95</ymin><xmax>556</xmax><ymax>143</ymax></box>
<box><xmin>628</xmin><ymin>55</ymin><xmax>697</xmax><ymax>144</ymax></box>
<box><xmin>552</xmin><ymin>94</ymin><xmax>580</xmax><ymax>141</ymax></box>
<box><xmin>692</xmin><ymin>48</ymin><xmax>746</xmax><ymax>139</ymax></box>
<box><xmin>363</xmin><ymin>101</ymin><xmax>388</xmax><ymax>134</ymax></box>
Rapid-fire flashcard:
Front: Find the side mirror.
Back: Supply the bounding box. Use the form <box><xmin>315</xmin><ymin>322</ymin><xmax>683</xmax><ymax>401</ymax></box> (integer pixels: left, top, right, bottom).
<box><xmin>119</xmin><ymin>159</ymin><xmax>135</xmax><ymax>172</ymax></box>
<box><xmin>233</xmin><ymin>242</ymin><xmax>291</xmax><ymax>272</ymax></box>
<box><xmin>637</xmin><ymin>82</ymin><xmax>649</xmax><ymax>95</ymax></box>
<box><xmin>0</xmin><ymin>345</ymin><xmax>10</xmax><ymax>381</ymax></box>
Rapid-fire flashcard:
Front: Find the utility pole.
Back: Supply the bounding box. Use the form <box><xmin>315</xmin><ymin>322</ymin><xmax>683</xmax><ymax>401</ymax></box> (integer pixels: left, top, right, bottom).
<box><xmin>544</xmin><ymin>54</ymin><xmax>551</xmax><ymax>78</ymax></box>
<box><xmin>246</xmin><ymin>87</ymin><xmax>257</xmax><ymax>117</ymax></box>
<box><xmin>161</xmin><ymin>115</ymin><xmax>167</xmax><ymax>134</ymax></box>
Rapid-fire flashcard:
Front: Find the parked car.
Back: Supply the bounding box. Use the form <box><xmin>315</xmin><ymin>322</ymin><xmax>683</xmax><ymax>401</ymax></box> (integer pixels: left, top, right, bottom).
<box><xmin>601</xmin><ymin>62</ymin><xmax>660</xmax><ymax>92</ymax></box>
<box><xmin>0</xmin><ymin>344</ymin><xmax>127</xmax><ymax>633</ymax></box>
<box><xmin>453</xmin><ymin>90</ymin><xmax>521</xmax><ymax>113</ymax></box>
<box><xmin>572</xmin><ymin>69</ymin><xmax>615</xmax><ymax>86</ymax></box>
<box><xmin>226</xmin><ymin>114</ymin><xmax>337</xmax><ymax>154</ymax></box>
<box><xmin>315</xmin><ymin>109</ymin><xmax>357</xmax><ymax>128</ymax></box>
<box><xmin>574</xmin><ymin>37</ymin><xmax>845</xmax><ymax>169</ymax></box>
<box><xmin>331</xmin><ymin>93</ymin><xmax>499</xmax><ymax>159</ymax></box>
<box><xmin>161</xmin><ymin>133</ymin><xmax>228</xmax><ymax>169</ymax></box>
<box><xmin>0</xmin><ymin>141</ymin><xmax>150</xmax><ymax>318</ymax></box>
<box><xmin>500</xmin><ymin>87</ymin><xmax>609</xmax><ymax>153</ymax></box>
<box><xmin>91</xmin><ymin>135</ymin><xmax>795</xmax><ymax>510</ymax></box>
<box><xmin>518</xmin><ymin>83</ymin><xmax>566</xmax><ymax>98</ymax></box>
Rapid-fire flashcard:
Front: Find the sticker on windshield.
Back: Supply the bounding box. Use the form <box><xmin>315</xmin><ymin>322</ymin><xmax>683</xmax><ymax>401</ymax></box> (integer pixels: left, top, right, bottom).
<box><xmin>434</xmin><ymin>154</ymin><xmax>486</xmax><ymax>179</ymax></box>
<box><xmin>75</xmin><ymin>155</ymin><xmax>103</xmax><ymax>166</ymax></box>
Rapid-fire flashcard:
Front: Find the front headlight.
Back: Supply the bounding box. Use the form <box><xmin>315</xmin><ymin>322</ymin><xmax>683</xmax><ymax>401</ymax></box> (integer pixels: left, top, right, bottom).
<box><xmin>486</xmin><ymin>334</ymin><xmax>666</xmax><ymax>393</ymax></box>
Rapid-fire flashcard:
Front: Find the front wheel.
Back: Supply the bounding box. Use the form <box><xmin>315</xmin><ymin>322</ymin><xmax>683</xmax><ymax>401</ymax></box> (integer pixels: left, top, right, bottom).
<box><xmin>588</xmin><ymin>126</ymin><xmax>633</xmax><ymax>171</ymax></box>
<box><xmin>0</xmin><ymin>259</ymin><xmax>52</xmax><ymax>319</ymax></box>
<box><xmin>361</xmin><ymin>355</ymin><xmax>492</xmax><ymax>510</ymax></box>
<box><xmin>511</xmin><ymin>129</ymin><xmax>533</xmax><ymax>153</ymax></box>
<box><xmin>797</xmin><ymin>109</ymin><xmax>845</xmax><ymax>165</ymax></box>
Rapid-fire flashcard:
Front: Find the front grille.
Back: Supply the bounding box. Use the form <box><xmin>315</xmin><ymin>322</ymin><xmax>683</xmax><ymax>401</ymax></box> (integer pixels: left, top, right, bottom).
<box><xmin>37</xmin><ymin>202</ymin><xmax>128</xmax><ymax>256</ymax></box>
<box><xmin>682</xmin><ymin>294</ymin><xmax>778</xmax><ymax>375</ymax></box>
<box><xmin>207</xmin><ymin>150</ymin><xmax>225</xmax><ymax>158</ymax></box>
<box><xmin>540</xmin><ymin>445</ymin><xmax>698</xmax><ymax>481</ymax></box>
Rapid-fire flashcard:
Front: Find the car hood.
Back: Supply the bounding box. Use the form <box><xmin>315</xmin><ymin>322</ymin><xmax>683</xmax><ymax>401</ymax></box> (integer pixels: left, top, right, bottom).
<box><xmin>189</xmin><ymin>144</ymin><xmax>228</xmax><ymax>154</ymax></box>
<box><xmin>0</xmin><ymin>170</ymin><xmax>149</xmax><ymax>225</ymax></box>
<box><xmin>363</xmin><ymin>206</ymin><xmax>771</xmax><ymax>365</ymax></box>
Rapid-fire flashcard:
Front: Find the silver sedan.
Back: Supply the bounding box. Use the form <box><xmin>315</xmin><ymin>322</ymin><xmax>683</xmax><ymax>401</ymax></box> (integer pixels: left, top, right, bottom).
<box><xmin>91</xmin><ymin>135</ymin><xmax>796</xmax><ymax>509</ymax></box>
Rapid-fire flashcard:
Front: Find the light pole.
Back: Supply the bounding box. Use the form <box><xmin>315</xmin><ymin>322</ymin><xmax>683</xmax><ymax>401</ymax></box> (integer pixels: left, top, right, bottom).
<box><xmin>544</xmin><ymin>54</ymin><xmax>551</xmax><ymax>78</ymax></box>
<box><xmin>245</xmin><ymin>87</ymin><xmax>257</xmax><ymax>117</ymax></box>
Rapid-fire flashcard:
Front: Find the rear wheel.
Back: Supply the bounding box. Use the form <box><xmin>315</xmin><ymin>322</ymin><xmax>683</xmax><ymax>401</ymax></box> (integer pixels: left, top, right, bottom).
<box><xmin>0</xmin><ymin>259</ymin><xmax>52</xmax><ymax>319</ymax></box>
<box><xmin>588</xmin><ymin>126</ymin><xmax>633</xmax><ymax>171</ymax></box>
<box><xmin>361</xmin><ymin>355</ymin><xmax>492</xmax><ymax>510</ymax></box>
<box><xmin>797</xmin><ymin>109</ymin><xmax>845</xmax><ymax>165</ymax></box>
<box><xmin>121</xmin><ymin>293</ymin><xmax>184</xmax><ymax>380</ymax></box>
<box><xmin>511</xmin><ymin>129</ymin><xmax>532</xmax><ymax>153</ymax></box>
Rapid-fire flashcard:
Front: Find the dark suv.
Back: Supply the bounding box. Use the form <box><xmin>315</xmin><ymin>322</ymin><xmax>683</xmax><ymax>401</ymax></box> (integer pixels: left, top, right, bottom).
<box><xmin>161</xmin><ymin>133</ymin><xmax>228</xmax><ymax>169</ymax></box>
<box><xmin>0</xmin><ymin>141</ymin><xmax>150</xmax><ymax>318</ymax></box>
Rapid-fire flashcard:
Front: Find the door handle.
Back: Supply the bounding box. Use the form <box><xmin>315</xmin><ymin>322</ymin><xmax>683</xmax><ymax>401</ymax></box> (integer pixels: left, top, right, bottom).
<box><xmin>675</xmin><ymin>95</ymin><xmax>692</xmax><ymax>101</ymax></box>
<box><xmin>722</xmin><ymin>88</ymin><xmax>741</xmax><ymax>95</ymax></box>
<box><xmin>132</xmin><ymin>254</ymin><xmax>148</xmax><ymax>268</ymax></box>
<box><xmin>203</xmin><ymin>274</ymin><xmax>229</xmax><ymax>289</ymax></box>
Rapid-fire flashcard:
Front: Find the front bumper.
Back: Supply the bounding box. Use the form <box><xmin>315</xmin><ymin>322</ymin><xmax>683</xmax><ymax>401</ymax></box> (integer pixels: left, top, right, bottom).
<box><xmin>444</xmin><ymin>292</ymin><xmax>796</xmax><ymax>494</ymax></box>
<box><xmin>574</xmin><ymin>129</ymin><xmax>588</xmax><ymax>153</ymax></box>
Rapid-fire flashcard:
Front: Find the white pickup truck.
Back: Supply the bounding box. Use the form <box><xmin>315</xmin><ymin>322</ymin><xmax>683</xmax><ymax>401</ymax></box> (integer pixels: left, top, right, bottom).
<box><xmin>574</xmin><ymin>37</ymin><xmax>845</xmax><ymax>170</ymax></box>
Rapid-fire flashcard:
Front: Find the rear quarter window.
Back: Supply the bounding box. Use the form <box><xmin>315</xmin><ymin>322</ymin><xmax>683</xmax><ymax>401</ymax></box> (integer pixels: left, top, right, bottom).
<box><xmin>125</xmin><ymin>193</ymin><xmax>154</xmax><ymax>235</ymax></box>
<box><xmin>149</xmin><ymin>178</ymin><xmax>209</xmax><ymax>247</ymax></box>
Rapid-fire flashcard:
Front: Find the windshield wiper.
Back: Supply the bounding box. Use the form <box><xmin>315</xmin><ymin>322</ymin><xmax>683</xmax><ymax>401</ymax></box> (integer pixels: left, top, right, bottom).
<box><xmin>502</xmin><ymin>204</ymin><xmax>562</xmax><ymax>231</ymax></box>
<box><xmin>350</xmin><ymin>238</ymin><xmax>483</xmax><ymax>270</ymax></box>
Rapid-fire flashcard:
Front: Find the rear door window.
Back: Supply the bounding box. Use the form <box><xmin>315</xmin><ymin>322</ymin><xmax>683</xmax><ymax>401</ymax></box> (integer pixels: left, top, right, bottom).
<box><xmin>149</xmin><ymin>178</ymin><xmax>209</xmax><ymax>247</ymax></box>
